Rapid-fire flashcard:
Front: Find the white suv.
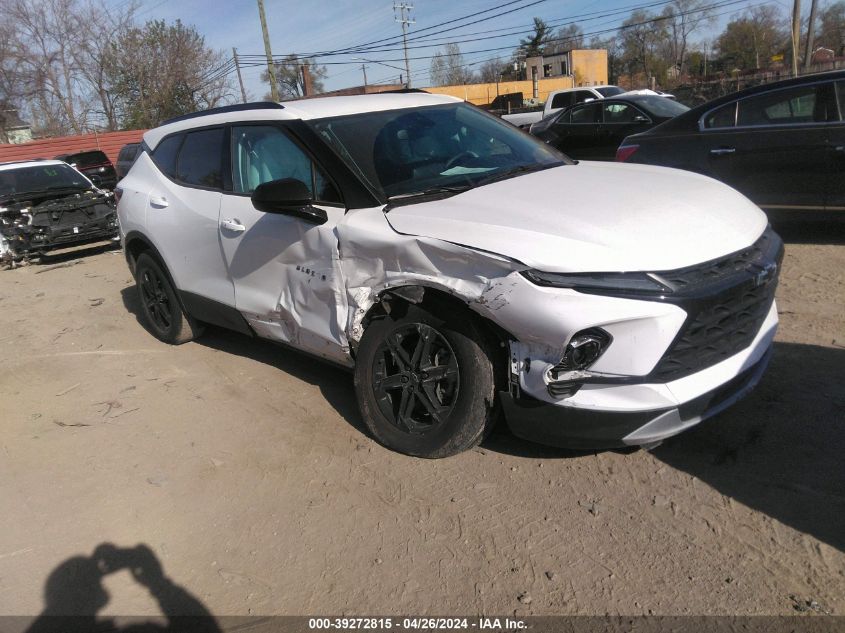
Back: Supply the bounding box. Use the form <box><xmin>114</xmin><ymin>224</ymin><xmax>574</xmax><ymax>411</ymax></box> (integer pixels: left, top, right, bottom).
<box><xmin>117</xmin><ymin>93</ymin><xmax>782</xmax><ymax>458</ymax></box>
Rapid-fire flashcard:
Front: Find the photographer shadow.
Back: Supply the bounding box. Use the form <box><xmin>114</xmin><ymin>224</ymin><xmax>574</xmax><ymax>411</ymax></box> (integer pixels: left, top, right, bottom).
<box><xmin>26</xmin><ymin>543</ymin><xmax>221</xmax><ymax>633</ymax></box>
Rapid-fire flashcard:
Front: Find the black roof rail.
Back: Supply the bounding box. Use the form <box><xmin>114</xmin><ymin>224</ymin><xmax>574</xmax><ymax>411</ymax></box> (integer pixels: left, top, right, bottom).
<box><xmin>160</xmin><ymin>101</ymin><xmax>284</xmax><ymax>126</ymax></box>
<box><xmin>378</xmin><ymin>88</ymin><xmax>430</xmax><ymax>94</ymax></box>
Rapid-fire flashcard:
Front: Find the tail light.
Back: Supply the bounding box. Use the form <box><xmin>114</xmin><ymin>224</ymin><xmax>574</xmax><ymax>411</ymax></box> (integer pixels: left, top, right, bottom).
<box><xmin>616</xmin><ymin>144</ymin><xmax>639</xmax><ymax>162</ymax></box>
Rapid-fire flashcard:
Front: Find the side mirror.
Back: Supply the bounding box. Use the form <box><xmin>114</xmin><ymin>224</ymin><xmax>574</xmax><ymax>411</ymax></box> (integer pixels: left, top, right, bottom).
<box><xmin>633</xmin><ymin>115</ymin><xmax>650</xmax><ymax>124</ymax></box>
<box><xmin>251</xmin><ymin>178</ymin><xmax>328</xmax><ymax>225</ymax></box>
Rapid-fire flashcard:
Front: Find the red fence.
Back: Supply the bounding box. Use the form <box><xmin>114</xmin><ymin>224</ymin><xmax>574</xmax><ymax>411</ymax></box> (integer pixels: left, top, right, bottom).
<box><xmin>0</xmin><ymin>129</ymin><xmax>147</xmax><ymax>166</ymax></box>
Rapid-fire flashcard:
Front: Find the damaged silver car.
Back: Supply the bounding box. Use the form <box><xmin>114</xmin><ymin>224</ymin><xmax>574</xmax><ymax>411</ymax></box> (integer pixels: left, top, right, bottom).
<box><xmin>118</xmin><ymin>95</ymin><xmax>781</xmax><ymax>458</ymax></box>
<box><xmin>0</xmin><ymin>159</ymin><xmax>118</xmax><ymax>263</ymax></box>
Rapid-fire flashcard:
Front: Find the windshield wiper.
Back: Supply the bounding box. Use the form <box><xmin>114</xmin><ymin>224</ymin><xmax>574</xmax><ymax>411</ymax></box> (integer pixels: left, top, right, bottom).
<box><xmin>385</xmin><ymin>184</ymin><xmax>474</xmax><ymax>209</ymax></box>
<box><xmin>475</xmin><ymin>162</ymin><xmax>565</xmax><ymax>187</ymax></box>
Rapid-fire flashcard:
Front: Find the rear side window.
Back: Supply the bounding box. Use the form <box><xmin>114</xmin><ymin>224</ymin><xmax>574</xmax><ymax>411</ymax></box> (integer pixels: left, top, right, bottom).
<box><xmin>177</xmin><ymin>128</ymin><xmax>225</xmax><ymax>189</ymax></box>
<box><xmin>737</xmin><ymin>85</ymin><xmax>819</xmax><ymax>127</ymax></box>
<box><xmin>152</xmin><ymin>135</ymin><xmax>182</xmax><ymax>178</ymax></box>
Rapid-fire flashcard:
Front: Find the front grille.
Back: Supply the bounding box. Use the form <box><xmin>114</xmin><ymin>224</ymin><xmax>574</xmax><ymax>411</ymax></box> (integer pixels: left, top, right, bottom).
<box><xmin>650</xmin><ymin>227</ymin><xmax>782</xmax><ymax>382</ymax></box>
<box><xmin>657</xmin><ymin>228</ymin><xmax>778</xmax><ymax>292</ymax></box>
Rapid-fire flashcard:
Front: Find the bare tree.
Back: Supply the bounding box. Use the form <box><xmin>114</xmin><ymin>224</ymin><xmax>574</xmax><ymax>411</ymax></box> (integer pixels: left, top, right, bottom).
<box><xmin>429</xmin><ymin>43</ymin><xmax>476</xmax><ymax>86</ymax></box>
<box><xmin>619</xmin><ymin>10</ymin><xmax>670</xmax><ymax>81</ymax></box>
<box><xmin>546</xmin><ymin>24</ymin><xmax>585</xmax><ymax>54</ymax></box>
<box><xmin>0</xmin><ymin>0</ymin><xmax>93</xmax><ymax>135</ymax></box>
<box><xmin>477</xmin><ymin>57</ymin><xmax>507</xmax><ymax>83</ymax></box>
<box><xmin>261</xmin><ymin>55</ymin><xmax>327</xmax><ymax>99</ymax></box>
<box><xmin>73</xmin><ymin>0</ymin><xmax>140</xmax><ymax>130</ymax></box>
<box><xmin>660</xmin><ymin>0</ymin><xmax>717</xmax><ymax>77</ymax></box>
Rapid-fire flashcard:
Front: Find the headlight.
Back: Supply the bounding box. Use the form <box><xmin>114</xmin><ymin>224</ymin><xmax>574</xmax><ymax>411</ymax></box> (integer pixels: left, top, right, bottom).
<box><xmin>522</xmin><ymin>270</ymin><xmax>674</xmax><ymax>296</ymax></box>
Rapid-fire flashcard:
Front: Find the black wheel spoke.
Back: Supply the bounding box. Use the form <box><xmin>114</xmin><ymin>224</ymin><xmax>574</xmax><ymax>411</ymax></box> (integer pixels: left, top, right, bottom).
<box><xmin>417</xmin><ymin>385</ymin><xmax>447</xmax><ymax>423</ymax></box>
<box><xmin>376</xmin><ymin>374</ymin><xmax>407</xmax><ymax>391</ymax></box>
<box><xmin>386</xmin><ymin>334</ymin><xmax>412</xmax><ymax>371</ymax></box>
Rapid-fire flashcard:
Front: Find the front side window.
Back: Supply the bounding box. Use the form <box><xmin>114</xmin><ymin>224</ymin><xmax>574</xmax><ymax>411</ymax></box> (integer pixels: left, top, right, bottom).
<box><xmin>574</xmin><ymin>90</ymin><xmax>595</xmax><ymax>103</ymax></box>
<box><xmin>231</xmin><ymin>125</ymin><xmax>340</xmax><ymax>203</ymax></box>
<box><xmin>308</xmin><ymin>103</ymin><xmax>565</xmax><ymax>199</ymax></box>
<box><xmin>177</xmin><ymin>128</ymin><xmax>225</xmax><ymax>189</ymax></box>
<box><xmin>703</xmin><ymin>102</ymin><xmax>737</xmax><ymax>129</ymax></box>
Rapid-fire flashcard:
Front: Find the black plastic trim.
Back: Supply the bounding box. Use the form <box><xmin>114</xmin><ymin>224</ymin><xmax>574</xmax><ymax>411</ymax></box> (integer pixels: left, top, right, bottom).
<box><xmin>161</xmin><ymin>102</ymin><xmax>285</xmax><ymax>126</ymax></box>
<box><xmin>178</xmin><ymin>291</ymin><xmax>253</xmax><ymax>336</ymax></box>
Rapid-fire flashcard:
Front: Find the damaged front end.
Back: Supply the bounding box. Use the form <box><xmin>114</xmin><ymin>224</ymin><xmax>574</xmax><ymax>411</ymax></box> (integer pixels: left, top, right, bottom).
<box><xmin>0</xmin><ymin>189</ymin><xmax>118</xmax><ymax>263</ymax></box>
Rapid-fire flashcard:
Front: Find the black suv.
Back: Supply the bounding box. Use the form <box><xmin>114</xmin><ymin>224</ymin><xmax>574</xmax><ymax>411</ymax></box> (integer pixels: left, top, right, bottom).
<box><xmin>55</xmin><ymin>150</ymin><xmax>118</xmax><ymax>190</ymax></box>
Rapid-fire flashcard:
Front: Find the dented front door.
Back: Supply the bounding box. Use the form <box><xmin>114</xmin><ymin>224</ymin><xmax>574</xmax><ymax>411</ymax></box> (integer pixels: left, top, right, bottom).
<box><xmin>218</xmin><ymin>123</ymin><xmax>350</xmax><ymax>365</ymax></box>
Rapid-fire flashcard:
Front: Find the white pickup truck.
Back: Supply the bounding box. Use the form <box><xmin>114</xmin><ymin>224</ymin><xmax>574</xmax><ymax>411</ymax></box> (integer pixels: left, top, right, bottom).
<box><xmin>502</xmin><ymin>85</ymin><xmax>625</xmax><ymax>128</ymax></box>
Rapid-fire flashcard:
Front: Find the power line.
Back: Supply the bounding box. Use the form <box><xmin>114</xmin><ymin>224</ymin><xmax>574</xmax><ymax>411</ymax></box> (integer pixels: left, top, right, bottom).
<box><xmin>239</xmin><ymin>0</ymin><xmax>758</xmax><ymax>68</ymax></box>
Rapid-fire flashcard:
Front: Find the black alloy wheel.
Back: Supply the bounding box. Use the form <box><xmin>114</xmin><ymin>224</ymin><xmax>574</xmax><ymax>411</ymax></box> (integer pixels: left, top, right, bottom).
<box><xmin>139</xmin><ymin>265</ymin><xmax>173</xmax><ymax>334</ymax></box>
<box><xmin>372</xmin><ymin>323</ymin><xmax>460</xmax><ymax>435</ymax></box>
<box><xmin>134</xmin><ymin>252</ymin><xmax>203</xmax><ymax>345</ymax></box>
<box><xmin>354</xmin><ymin>304</ymin><xmax>498</xmax><ymax>458</ymax></box>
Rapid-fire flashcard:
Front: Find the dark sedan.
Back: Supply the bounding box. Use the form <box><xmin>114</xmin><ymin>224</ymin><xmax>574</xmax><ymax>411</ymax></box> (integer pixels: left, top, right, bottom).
<box><xmin>616</xmin><ymin>70</ymin><xmax>845</xmax><ymax>213</ymax></box>
<box><xmin>529</xmin><ymin>94</ymin><xmax>690</xmax><ymax>160</ymax></box>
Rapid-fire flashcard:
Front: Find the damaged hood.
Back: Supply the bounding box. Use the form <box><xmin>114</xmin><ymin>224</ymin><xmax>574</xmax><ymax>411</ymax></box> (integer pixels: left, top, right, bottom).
<box><xmin>384</xmin><ymin>162</ymin><xmax>768</xmax><ymax>273</ymax></box>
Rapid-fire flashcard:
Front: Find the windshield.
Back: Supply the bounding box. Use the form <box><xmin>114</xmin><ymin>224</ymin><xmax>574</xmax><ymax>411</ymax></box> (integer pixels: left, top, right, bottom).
<box><xmin>596</xmin><ymin>86</ymin><xmax>625</xmax><ymax>97</ymax></box>
<box><xmin>0</xmin><ymin>163</ymin><xmax>92</xmax><ymax>199</ymax></box>
<box><xmin>307</xmin><ymin>103</ymin><xmax>566</xmax><ymax>199</ymax></box>
<box><xmin>637</xmin><ymin>95</ymin><xmax>690</xmax><ymax>118</ymax></box>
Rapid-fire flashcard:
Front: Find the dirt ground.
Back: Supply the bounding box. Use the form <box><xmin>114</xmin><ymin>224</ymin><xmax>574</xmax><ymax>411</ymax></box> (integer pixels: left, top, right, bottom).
<box><xmin>0</xmin><ymin>220</ymin><xmax>843</xmax><ymax>619</ymax></box>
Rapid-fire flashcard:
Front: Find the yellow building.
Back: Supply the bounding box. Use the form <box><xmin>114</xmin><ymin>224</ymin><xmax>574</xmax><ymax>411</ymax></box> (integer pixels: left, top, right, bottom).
<box><xmin>423</xmin><ymin>49</ymin><xmax>609</xmax><ymax>107</ymax></box>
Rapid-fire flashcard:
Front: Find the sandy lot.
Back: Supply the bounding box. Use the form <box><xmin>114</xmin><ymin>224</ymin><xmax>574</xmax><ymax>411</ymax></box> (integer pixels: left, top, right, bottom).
<box><xmin>0</xmin><ymin>221</ymin><xmax>843</xmax><ymax>619</ymax></box>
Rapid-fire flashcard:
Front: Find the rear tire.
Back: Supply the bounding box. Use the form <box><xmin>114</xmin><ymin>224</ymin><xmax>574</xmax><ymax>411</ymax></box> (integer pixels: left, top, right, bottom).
<box><xmin>135</xmin><ymin>252</ymin><xmax>203</xmax><ymax>344</ymax></box>
<box><xmin>354</xmin><ymin>304</ymin><xmax>498</xmax><ymax>458</ymax></box>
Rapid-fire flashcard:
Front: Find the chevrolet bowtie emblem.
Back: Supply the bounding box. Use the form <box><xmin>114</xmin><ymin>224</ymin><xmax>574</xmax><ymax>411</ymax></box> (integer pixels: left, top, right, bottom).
<box><xmin>753</xmin><ymin>261</ymin><xmax>778</xmax><ymax>287</ymax></box>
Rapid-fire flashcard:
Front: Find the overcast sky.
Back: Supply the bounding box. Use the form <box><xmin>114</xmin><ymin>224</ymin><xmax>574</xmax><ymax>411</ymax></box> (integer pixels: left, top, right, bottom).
<box><xmin>116</xmin><ymin>0</ymin><xmax>776</xmax><ymax>99</ymax></box>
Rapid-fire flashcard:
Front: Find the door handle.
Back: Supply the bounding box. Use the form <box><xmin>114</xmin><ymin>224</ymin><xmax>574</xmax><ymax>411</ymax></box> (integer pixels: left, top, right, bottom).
<box><xmin>220</xmin><ymin>219</ymin><xmax>246</xmax><ymax>233</ymax></box>
<box><xmin>835</xmin><ymin>146</ymin><xmax>845</xmax><ymax>152</ymax></box>
<box><xmin>149</xmin><ymin>195</ymin><xmax>168</xmax><ymax>208</ymax></box>
<box><xmin>710</xmin><ymin>147</ymin><xmax>736</xmax><ymax>156</ymax></box>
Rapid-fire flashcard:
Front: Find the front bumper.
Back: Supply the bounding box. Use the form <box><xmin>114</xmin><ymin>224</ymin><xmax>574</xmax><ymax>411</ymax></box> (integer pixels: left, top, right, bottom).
<box><xmin>502</xmin><ymin>341</ymin><xmax>773</xmax><ymax>450</ymax></box>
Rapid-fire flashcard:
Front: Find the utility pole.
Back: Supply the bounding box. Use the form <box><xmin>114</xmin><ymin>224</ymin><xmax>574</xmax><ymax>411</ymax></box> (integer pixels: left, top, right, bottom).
<box><xmin>301</xmin><ymin>61</ymin><xmax>313</xmax><ymax>97</ymax></box>
<box><xmin>791</xmin><ymin>0</ymin><xmax>801</xmax><ymax>77</ymax></box>
<box><xmin>362</xmin><ymin>64</ymin><xmax>368</xmax><ymax>90</ymax></box>
<box><xmin>233</xmin><ymin>48</ymin><xmax>248</xmax><ymax>103</ymax></box>
<box><xmin>804</xmin><ymin>0</ymin><xmax>819</xmax><ymax>71</ymax></box>
<box><xmin>394</xmin><ymin>2</ymin><xmax>414</xmax><ymax>88</ymax></box>
<box><xmin>257</xmin><ymin>0</ymin><xmax>279</xmax><ymax>101</ymax></box>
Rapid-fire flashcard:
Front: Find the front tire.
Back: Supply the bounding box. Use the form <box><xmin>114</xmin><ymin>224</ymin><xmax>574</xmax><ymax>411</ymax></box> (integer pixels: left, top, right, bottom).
<box><xmin>135</xmin><ymin>253</ymin><xmax>202</xmax><ymax>344</ymax></box>
<box><xmin>354</xmin><ymin>304</ymin><xmax>498</xmax><ymax>458</ymax></box>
